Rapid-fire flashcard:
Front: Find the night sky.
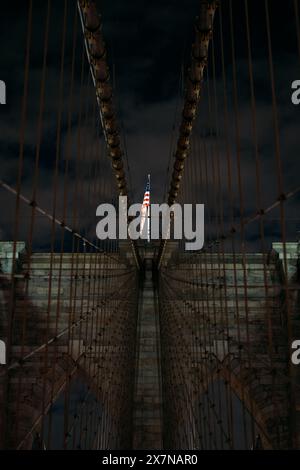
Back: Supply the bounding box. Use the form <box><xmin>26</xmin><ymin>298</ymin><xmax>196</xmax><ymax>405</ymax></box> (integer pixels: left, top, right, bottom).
<box><xmin>0</xmin><ymin>0</ymin><xmax>299</xmax><ymax>250</ymax></box>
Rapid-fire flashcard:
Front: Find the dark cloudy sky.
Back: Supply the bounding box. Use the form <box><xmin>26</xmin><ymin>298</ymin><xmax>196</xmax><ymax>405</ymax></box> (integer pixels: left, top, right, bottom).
<box><xmin>0</xmin><ymin>0</ymin><xmax>299</xmax><ymax>250</ymax></box>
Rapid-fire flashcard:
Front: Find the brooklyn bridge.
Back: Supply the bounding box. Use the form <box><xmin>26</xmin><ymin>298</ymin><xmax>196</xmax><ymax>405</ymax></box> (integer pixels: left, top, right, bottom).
<box><xmin>0</xmin><ymin>0</ymin><xmax>300</xmax><ymax>450</ymax></box>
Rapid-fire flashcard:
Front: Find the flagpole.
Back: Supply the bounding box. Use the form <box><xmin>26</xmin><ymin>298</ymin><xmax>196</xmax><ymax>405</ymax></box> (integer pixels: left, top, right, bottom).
<box><xmin>147</xmin><ymin>174</ymin><xmax>151</xmax><ymax>243</ymax></box>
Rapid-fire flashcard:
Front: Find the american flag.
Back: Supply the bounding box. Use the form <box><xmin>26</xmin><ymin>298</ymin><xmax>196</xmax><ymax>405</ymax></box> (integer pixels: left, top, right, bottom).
<box><xmin>140</xmin><ymin>174</ymin><xmax>150</xmax><ymax>241</ymax></box>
